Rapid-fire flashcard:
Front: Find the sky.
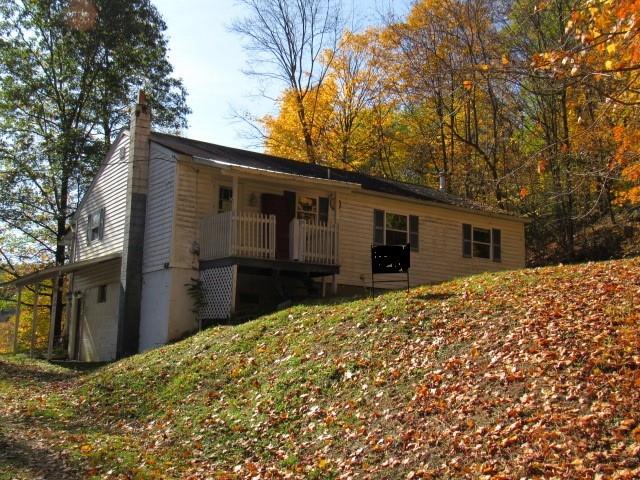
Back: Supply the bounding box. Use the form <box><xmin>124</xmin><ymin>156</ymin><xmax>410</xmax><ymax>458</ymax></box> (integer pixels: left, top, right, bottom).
<box><xmin>152</xmin><ymin>0</ymin><xmax>408</xmax><ymax>151</ymax></box>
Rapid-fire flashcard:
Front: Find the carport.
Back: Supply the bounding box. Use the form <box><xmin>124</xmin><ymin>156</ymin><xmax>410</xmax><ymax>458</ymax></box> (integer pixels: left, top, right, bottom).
<box><xmin>0</xmin><ymin>253</ymin><xmax>121</xmax><ymax>359</ymax></box>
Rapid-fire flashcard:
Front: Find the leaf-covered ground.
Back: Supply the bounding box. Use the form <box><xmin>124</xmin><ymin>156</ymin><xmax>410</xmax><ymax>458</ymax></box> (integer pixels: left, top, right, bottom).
<box><xmin>1</xmin><ymin>258</ymin><xmax>639</xmax><ymax>479</ymax></box>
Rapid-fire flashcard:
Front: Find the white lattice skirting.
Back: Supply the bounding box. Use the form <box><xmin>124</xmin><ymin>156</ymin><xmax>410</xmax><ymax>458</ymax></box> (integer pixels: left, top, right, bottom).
<box><xmin>199</xmin><ymin>265</ymin><xmax>236</xmax><ymax>320</ymax></box>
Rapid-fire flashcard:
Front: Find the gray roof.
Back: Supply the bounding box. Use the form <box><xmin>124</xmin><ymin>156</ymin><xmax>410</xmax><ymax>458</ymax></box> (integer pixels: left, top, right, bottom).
<box><xmin>151</xmin><ymin>132</ymin><xmax>524</xmax><ymax>220</ymax></box>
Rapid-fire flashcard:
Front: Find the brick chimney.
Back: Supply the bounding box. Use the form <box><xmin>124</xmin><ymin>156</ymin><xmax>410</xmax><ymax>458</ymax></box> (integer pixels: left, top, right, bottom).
<box><xmin>117</xmin><ymin>91</ymin><xmax>151</xmax><ymax>358</ymax></box>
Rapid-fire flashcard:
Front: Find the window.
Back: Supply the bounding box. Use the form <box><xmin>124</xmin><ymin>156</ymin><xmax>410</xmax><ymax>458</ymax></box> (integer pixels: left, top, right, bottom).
<box><xmin>373</xmin><ymin>209</ymin><xmax>419</xmax><ymax>251</ymax></box>
<box><xmin>473</xmin><ymin>227</ymin><xmax>491</xmax><ymax>258</ymax></box>
<box><xmin>386</xmin><ymin>213</ymin><xmax>407</xmax><ymax>245</ymax></box>
<box><xmin>97</xmin><ymin>285</ymin><xmax>107</xmax><ymax>304</ymax></box>
<box><xmin>86</xmin><ymin>208</ymin><xmax>105</xmax><ymax>244</ymax></box>
<box><xmin>218</xmin><ymin>186</ymin><xmax>233</xmax><ymax>213</ymax></box>
<box><xmin>296</xmin><ymin>196</ymin><xmax>330</xmax><ymax>223</ymax></box>
<box><xmin>463</xmin><ymin>224</ymin><xmax>501</xmax><ymax>262</ymax></box>
<box><xmin>297</xmin><ymin>196</ymin><xmax>317</xmax><ymax>222</ymax></box>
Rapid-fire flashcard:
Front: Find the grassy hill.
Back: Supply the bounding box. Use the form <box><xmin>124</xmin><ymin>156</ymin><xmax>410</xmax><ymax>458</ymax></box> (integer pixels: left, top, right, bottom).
<box><xmin>1</xmin><ymin>258</ymin><xmax>639</xmax><ymax>479</ymax></box>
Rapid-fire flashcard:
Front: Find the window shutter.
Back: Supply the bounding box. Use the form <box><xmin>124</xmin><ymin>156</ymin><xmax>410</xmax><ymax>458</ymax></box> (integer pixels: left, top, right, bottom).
<box><xmin>462</xmin><ymin>223</ymin><xmax>472</xmax><ymax>257</ymax></box>
<box><xmin>409</xmin><ymin>215</ymin><xmax>419</xmax><ymax>251</ymax></box>
<box><xmin>86</xmin><ymin>214</ymin><xmax>92</xmax><ymax>244</ymax></box>
<box><xmin>319</xmin><ymin>197</ymin><xmax>329</xmax><ymax>224</ymax></box>
<box><xmin>99</xmin><ymin>208</ymin><xmax>106</xmax><ymax>240</ymax></box>
<box><xmin>492</xmin><ymin>228</ymin><xmax>501</xmax><ymax>262</ymax></box>
<box><xmin>373</xmin><ymin>209</ymin><xmax>384</xmax><ymax>245</ymax></box>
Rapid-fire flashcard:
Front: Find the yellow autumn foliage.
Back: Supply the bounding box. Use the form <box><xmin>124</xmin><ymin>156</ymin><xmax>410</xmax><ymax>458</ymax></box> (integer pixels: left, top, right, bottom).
<box><xmin>0</xmin><ymin>275</ymin><xmax>53</xmax><ymax>354</ymax></box>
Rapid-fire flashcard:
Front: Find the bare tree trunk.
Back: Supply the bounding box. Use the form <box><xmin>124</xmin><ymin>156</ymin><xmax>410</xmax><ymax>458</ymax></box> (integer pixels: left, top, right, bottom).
<box><xmin>232</xmin><ymin>0</ymin><xmax>342</xmax><ymax>162</ymax></box>
<box><xmin>560</xmin><ymin>89</ymin><xmax>575</xmax><ymax>259</ymax></box>
<box><xmin>294</xmin><ymin>94</ymin><xmax>317</xmax><ymax>163</ymax></box>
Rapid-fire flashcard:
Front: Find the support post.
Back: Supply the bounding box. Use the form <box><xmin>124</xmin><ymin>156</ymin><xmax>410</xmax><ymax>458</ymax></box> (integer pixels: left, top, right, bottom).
<box><xmin>30</xmin><ymin>284</ymin><xmax>40</xmax><ymax>358</ymax></box>
<box><xmin>371</xmin><ymin>273</ymin><xmax>375</xmax><ymax>298</ymax></box>
<box><xmin>321</xmin><ymin>276</ymin><xmax>326</xmax><ymax>298</ymax></box>
<box><xmin>232</xmin><ymin>175</ymin><xmax>239</xmax><ymax>212</ymax></box>
<box><xmin>68</xmin><ymin>293</ymin><xmax>79</xmax><ymax>360</ymax></box>
<box><xmin>331</xmin><ymin>274</ymin><xmax>338</xmax><ymax>295</ymax></box>
<box><xmin>64</xmin><ymin>290</ymin><xmax>73</xmax><ymax>358</ymax></box>
<box><xmin>230</xmin><ymin>175</ymin><xmax>239</xmax><ymax>257</ymax></box>
<box><xmin>48</xmin><ymin>273</ymin><xmax>60</xmax><ymax>360</ymax></box>
<box><xmin>229</xmin><ymin>264</ymin><xmax>238</xmax><ymax>316</ymax></box>
<box><xmin>13</xmin><ymin>287</ymin><xmax>22</xmax><ymax>354</ymax></box>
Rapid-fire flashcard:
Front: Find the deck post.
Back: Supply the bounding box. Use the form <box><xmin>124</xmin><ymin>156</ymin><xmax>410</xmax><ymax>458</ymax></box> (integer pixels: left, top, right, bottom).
<box><xmin>47</xmin><ymin>273</ymin><xmax>60</xmax><ymax>360</ymax></box>
<box><xmin>231</xmin><ymin>176</ymin><xmax>239</xmax><ymax>257</ymax></box>
<box><xmin>229</xmin><ymin>264</ymin><xmax>238</xmax><ymax>316</ymax></box>
<box><xmin>13</xmin><ymin>287</ymin><xmax>22</xmax><ymax>353</ymax></box>
<box><xmin>30</xmin><ymin>283</ymin><xmax>40</xmax><ymax>358</ymax></box>
<box><xmin>231</xmin><ymin>175</ymin><xmax>239</xmax><ymax>212</ymax></box>
<box><xmin>68</xmin><ymin>291</ymin><xmax>83</xmax><ymax>361</ymax></box>
<box><xmin>331</xmin><ymin>274</ymin><xmax>338</xmax><ymax>295</ymax></box>
<box><xmin>64</xmin><ymin>287</ymin><xmax>74</xmax><ymax>359</ymax></box>
<box><xmin>321</xmin><ymin>276</ymin><xmax>326</xmax><ymax>298</ymax></box>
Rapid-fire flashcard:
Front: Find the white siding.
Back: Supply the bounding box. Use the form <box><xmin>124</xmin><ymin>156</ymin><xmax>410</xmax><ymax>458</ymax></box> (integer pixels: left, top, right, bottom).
<box><xmin>138</xmin><ymin>142</ymin><xmax>178</xmax><ymax>353</ymax></box>
<box><xmin>74</xmin><ymin>133</ymin><xmax>129</xmax><ymax>262</ymax></box>
<box><xmin>139</xmin><ymin>268</ymin><xmax>198</xmax><ymax>353</ymax></box>
<box><xmin>171</xmin><ymin>160</ymin><xmax>209</xmax><ymax>269</ymax></box>
<box><xmin>139</xmin><ymin>148</ymin><xmax>196</xmax><ymax>352</ymax></box>
<box><xmin>73</xmin><ymin>259</ymin><xmax>121</xmax><ymax>362</ymax></box>
<box><xmin>169</xmin><ymin>161</ymin><xmax>526</xmax><ymax>291</ymax></box>
<box><xmin>167</xmin><ymin>267</ymin><xmax>199</xmax><ymax>341</ymax></box>
<box><xmin>142</xmin><ymin>143</ymin><xmax>177</xmax><ymax>273</ymax></box>
<box><xmin>139</xmin><ymin>269</ymin><xmax>171</xmax><ymax>351</ymax></box>
<box><xmin>337</xmin><ymin>191</ymin><xmax>526</xmax><ymax>288</ymax></box>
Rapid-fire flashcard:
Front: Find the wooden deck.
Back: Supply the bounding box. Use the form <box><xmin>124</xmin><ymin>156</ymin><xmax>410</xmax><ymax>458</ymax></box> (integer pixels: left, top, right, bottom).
<box><xmin>199</xmin><ymin>256</ymin><xmax>339</xmax><ymax>277</ymax></box>
<box><xmin>199</xmin><ymin>211</ymin><xmax>339</xmax><ymax>266</ymax></box>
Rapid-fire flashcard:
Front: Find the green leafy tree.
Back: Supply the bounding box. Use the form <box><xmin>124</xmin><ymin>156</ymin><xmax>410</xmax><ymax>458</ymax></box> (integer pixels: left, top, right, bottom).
<box><xmin>0</xmin><ymin>0</ymin><xmax>190</xmax><ymax>339</ymax></box>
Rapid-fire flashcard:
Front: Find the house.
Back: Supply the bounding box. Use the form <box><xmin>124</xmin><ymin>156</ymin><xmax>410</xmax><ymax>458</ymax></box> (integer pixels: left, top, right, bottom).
<box><xmin>65</xmin><ymin>92</ymin><xmax>527</xmax><ymax>362</ymax></box>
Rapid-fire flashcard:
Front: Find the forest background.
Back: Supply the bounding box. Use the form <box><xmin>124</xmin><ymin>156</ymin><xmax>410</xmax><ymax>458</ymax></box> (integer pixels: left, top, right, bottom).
<box><xmin>2</xmin><ymin>0</ymin><xmax>640</xmax><ymax>351</ymax></box>
<box><xmin>248</xmin><ymin>0</ymin><xmax>640</xmax><ymax>266</ymax></box>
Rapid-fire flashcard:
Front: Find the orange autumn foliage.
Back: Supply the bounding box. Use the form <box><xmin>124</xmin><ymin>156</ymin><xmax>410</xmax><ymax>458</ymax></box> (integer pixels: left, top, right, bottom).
<box><xmin>564</xmin><ymin>0</ymin><xmax>640</xmax><ymax>204</ymax></box>
<box><xmin>612</xmin><ymin>125</ymin><xmax>640</xmax><ymax>203</ymax></box>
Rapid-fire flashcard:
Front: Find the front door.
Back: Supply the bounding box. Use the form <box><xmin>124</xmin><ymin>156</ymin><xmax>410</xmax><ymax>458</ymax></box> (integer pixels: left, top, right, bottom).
<box><xmin>262</xmin><ymin>191</ymin><xmax>295</xmax><ymax>259</ymax></box>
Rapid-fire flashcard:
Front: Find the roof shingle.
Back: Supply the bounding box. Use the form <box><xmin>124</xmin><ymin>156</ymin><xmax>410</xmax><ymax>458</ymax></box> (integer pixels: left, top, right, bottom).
<box><xmin>150</xmin><ymin>132</ymin><xmax>523</xmax><ymax>220</ymax></box>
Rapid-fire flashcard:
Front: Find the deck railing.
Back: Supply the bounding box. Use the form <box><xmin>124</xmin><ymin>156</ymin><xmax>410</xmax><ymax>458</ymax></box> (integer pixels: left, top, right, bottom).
<box><xmin>289</xmin><ymin>219</ymin><xmax>339</xmax><ymax>265</ymax></box>
<box><xmin>200</xmin><ymin>212</ymin><xmax>339</xmax><ymax>265</ymax></box>
<box><xmin>200</xmin><ymin>211</ymin><xmax>276</xmax><ymax>260</ymax></box>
